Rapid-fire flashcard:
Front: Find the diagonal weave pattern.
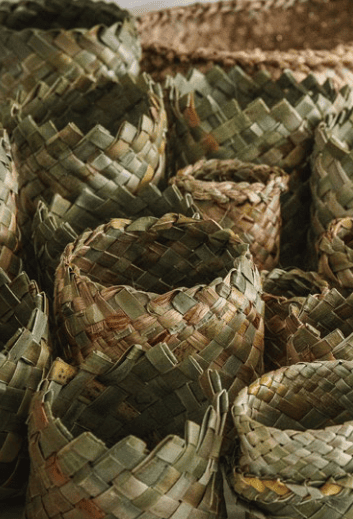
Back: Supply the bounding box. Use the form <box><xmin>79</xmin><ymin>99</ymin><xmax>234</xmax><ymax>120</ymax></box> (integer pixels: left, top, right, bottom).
<box><xmin>25</xmin><ymin>350</ymin><xmax>228</xmax><ymax>519</ymax></box>
<box><xmin>171</xmin><ymin>158</ymin><xmax>288</xmax><ymax>270</ymax></box>
<box><xmin>228</xmin><ymin>360</ymin><xmax>353</xmax><ymax>518</ymax></box>
<box><xmin>0</xmin><ymin>0</ymin><xmax>141</xmax><ymax>101</ymax></box>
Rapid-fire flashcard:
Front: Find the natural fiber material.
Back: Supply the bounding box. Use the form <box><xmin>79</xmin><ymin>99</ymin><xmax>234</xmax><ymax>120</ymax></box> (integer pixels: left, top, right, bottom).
<box><xmin>310</xmin><ymin>111</ymin><xmax>353</xmax><ymax>241</ymax></box>
<box><xmin>227</xmin><ymin>360</ymin><xmax>353</xmax><ymax>518</ymax></box>
<box><xmin>0</xmin><ymin>0</ymin><xmax>141</xmax><ymax>101</ymax></box>
<box><xmin>0</xmin><ymin>129</ymin><xmax>22</xmax><ymax>279</ymax></box>
<box><xmin>140</xmin><ymin>43</ymin><xmax>353</xmax><ymax>89</ymax></box>
<box><xmin>316</xmin><ymin>217</ymin><xmax>353</xmax><ymax>293</ymax></box>
<box><xmin>0</xmin><ymin>268</ymin><xmax>51</xmax><ymax>500</ymax></box>
<box><xmin>54</xmin><ymin>213</ymin><xmax>264</xmax><ymax>393</ymax></box>
<box><xmin>171</xmin><ymin>158</ymin><xmax>288</xmax><ymax>270</ymax></box>
<box><xmin>10</xmin><ymin>72</ymin><xmax>166</xmax><ymax>241</ymax></box>
<box><xmin>166</xmin><ymin>65</ymin><xmax>349</xmax><ymax>176</ymax></box>
<box><xmin>262</xmin><ymin>267</ymin><xmax>329</xmax><ymax>298</ymax></box>
<box><xmin>25</xmin><ymin>350</ymin><xmax>228</xmax><ymax>519</ymax></box>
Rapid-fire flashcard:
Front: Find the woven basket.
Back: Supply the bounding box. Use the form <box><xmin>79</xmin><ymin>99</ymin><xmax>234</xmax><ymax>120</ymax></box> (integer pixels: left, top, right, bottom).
<box><xmin>171</xmin><ymin>158</ymin><xmax>288</xmax><ymax>271</ymax></box>
<box><xmin>0</xmin><ymin>128</ymin><xmax>22</xmax><ymax>279</ymax></box>
<box><xmin>262</xmin><ymin>267</ymin><xmax>329</xmax><ymax>298</ymax></box>
<box><xmin>10</xmin><ymin>72</ymin><xmax>166</xmax><ymax>241</ymax></box>
<box><xmin>54</xmin><ymin>213</ymin><xmax>265</xmax><ymax>394</ymax></box>
<box><xmin>32</xmin><ymin>183</ymin><xmax>199</xmax><ymax>296</ymax></box>
<box><xmin>25</xmin><ymin>350</ymin><xmax>228</xmax><ymax>519</ymax></box>
<box><xmin>227</xmin><ymin>359</ymin><xmax>353</xmax><ymax>519</ymax></box>
<box><xmin>0</xmin><ymin>0</ymin><xmax>141</xmax><ymax>102</ymax></box>
<box><xmin>316</xmin><ymin>217</ymin><xmax>353</xmax><ymax>294</ymax></box>
<box><xmin>0</xmin><ymin>267</ymin><xmax>51</xmax><ymax>500</ymax></box>
<box><xmin>310</xmin><ymin>111</ymin><xmax>353</xmax><ymax>241</ymax></box>
<box><xmin>166</xmin><ymin>64</ymin><xmax>350</xmax><ymax>176</ymax></box>
<box><xmin>138</xmin><ymin>0</ymin><xmax>353</xmax><ymax>87</ymax></box>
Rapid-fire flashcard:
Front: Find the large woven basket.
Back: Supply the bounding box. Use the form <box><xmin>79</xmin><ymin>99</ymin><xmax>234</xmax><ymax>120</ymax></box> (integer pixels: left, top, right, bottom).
<box><xmin>138</xmin><ymin>0</ymin><xmax>353</xmax><ymax>87</ymax></box>
<box><xmin>166</xmin><ymin>64</ymin><xmax>350</xmax><ymax>176</ymax></box>
<box><xmin>0</xmin><ymin>128</ymin><xmax>22</xmax><ymax>279</ymax></box>
<box><xmin>25</xmin><ymin>350</ymin><xmax>228</xmax><ymax>519</ymax></box>
<box><xmin>10</xmin><ymin>71</ymin><xmax>167</xmax><ymax>241</ymax></box>
<box><xmin>0</xmin><ymin>0</ymin><xmax>141</xmax><ymax>102</ymax></box>
<box><xmin>54</xmin><ymin>213</ymin><xmax>265</xmax><ymax>395</ymax></box>
<box><xmin>171</xmin><ymin>158</ymin><xmax>288</xmax><ymax>271</ymax></box>
<box><xmin>0</xmin><ymin>268</ymin><xmax>51</xmax><ymax>500</ymax></box>
<box><xmin>227</xmin><ymin>359</ymin><xmax>353</xmax><ymax>519</ymax></box>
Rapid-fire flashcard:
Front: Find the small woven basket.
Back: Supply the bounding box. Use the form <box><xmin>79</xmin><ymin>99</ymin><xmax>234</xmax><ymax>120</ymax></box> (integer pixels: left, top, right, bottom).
<box><xmin>25</xmin><ymin>350</ymin><xmax>228</xmax><ymax>519</ymax></box>
<box><xmin>54</xmin><ymin>213</ymin><xmax>265</xmax><ymax>394</ymax></box>
<box><xmin>166</xmin><ymin>64</ymin><xmax>349</xmax><ymax>176</ymax></box>
<box><xmin>0</xmin><ymin>128</ymin><xmax>22</xmax><ymax>279</ymax></box>
<box><xmin>171</xmin><ymin>158</ymin><xmax>288</xmax><ymax>271</ymax></box>
<box><xmin>10</xmin><ymin>72</ymin><xmax>167</xmax><ymax>240</ymax></box>
<box><xmin>227</xmin><ymin>359</ymin><xmax>353</xmax><ymax>519</ymax></box>
<box><xmin>0</xmin><ymin>0</ymin><xmax>141</xmax><ymax>101</ymax></box>
<box><xmin>0</xmin><ymin>268</ymin><xmax>51</xmax><ymax>500</ymax></box>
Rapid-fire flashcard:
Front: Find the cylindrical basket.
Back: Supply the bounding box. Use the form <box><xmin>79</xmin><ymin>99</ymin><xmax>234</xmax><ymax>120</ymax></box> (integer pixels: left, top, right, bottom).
<box><xmin>54</xmin><ymin>213</ymin><xmax>265</xmax><ymax>394</ymax></box>
<box><xmin>171</xmin><ymin>158</ymin><xmax>288</xmax><ymax>270</ymax></box>
<box><xmin>227</xmin><ymin>359</ymin><xmax>353</xmax><ymax>519</ymax></box>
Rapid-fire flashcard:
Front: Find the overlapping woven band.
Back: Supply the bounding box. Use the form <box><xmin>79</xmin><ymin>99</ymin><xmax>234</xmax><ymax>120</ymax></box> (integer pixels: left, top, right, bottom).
<box><xmin>0</xmin><ymin>0</ymin><xmax>141</xmax><ymax>102</ymax></box>
<box><xmin>25</xmin><ymin>349</ymin><xmax>228</xmax><ymax>519</ymax></box>
<box><xmin>171</xmin><ymin>158</ymin><xmax>288</xmax><ymax>270</ymax></box>
<box><xmin>0</xmin><ymin>128</ymin><xmax>22</xmax><ymax>278</ymax></box>
<box><xmin>10</xmin><ymin>72</ymin><xmax>167</xmax><ymax>240</ymax></box>
<box><xmin>0</xmin><ymin>267</ymin><xmax>51</xmax><ymax>500</ymax></box>
<box><xmin>262</xmin><ymin>267</ymin><xmax>329</xmax><ymax>298</ymax></box>
<box><xmin>166</xmin><ymin>65</ymin><xmax>351</xmax><ymax>176</ymax></box>
<box><xmin>227</xmin><ymin>360</ymin><xmax>353</xmax><ymax>519</ymax></box>
<box><xmin>264</xmin><ymin>286</ymin><xmax>353</xmax><ymax>370</ymax></box>
<box><xmin>54</xmin><ymin>213</ymin><xmax>264</xmax><ymax>395</ymax></box>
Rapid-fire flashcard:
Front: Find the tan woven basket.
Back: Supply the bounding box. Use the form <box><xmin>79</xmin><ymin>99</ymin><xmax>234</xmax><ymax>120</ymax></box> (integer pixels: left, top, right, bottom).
<box><xmin>0</xmin><ymin>0</ymin><xmax>141</xmax><ymax>102</ymax></box>
<box><xmin>0</xmin><ymin>267</ymin><xmax>51</xmax><ymax>500</ymax></box>
<box><xmin>138</xmin><ymin>0</ymin><xmax>353</xmax><ymax>87</ymax></box>
<box><xmin>171</xmin><ymin>158</ymin><xmax>288</xmax><ymax>271</ymax></box>
<box><xmin>25</xmin><ymin>350</ymin><xmax>228</xmax><ymax>519</ymax></box>
<box><xmin>54</xmin><ymin>213</ymin><xmax>265</xmax><ymax>394</ymax></box>
<box><xmin>227</xmin><ymin>359</ymin><xmax>353</xmax><ymax>519</ymax></box>
<box><xmin>10</xmin><ymin>72</ymin><xmax>167</xmax><ymax>241</ymax></box>
<box><xmin>166</xmin><ymin>64</ymin><xmax>351</xmax><ymax>176</ymax></box>
<box><xmin>0</xmin><ymin>128</ymin><xmax>22</xmax><ymax>279</ymax></box>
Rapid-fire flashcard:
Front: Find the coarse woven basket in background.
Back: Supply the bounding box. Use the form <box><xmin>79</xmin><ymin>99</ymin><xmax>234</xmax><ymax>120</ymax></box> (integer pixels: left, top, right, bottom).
<box><xmin>54</xmin><ymin>213</ymin><xmax>264</xmax><ymax>397</ymax></box>
<box><xmin>0</xmin><ymin>267</ymin><xmax>51</xmax><ymax>500</ymax></box>
<box><xmin>0</xmin><ymin>128</ymin><xmax>22</xmax><ymax>279</ymax></box>
<box><xmin>25</xmin><ymin>350</ymin><xmax>228</xmax><ymax>519</ymax></box>
<box><xmin>262</xmin><ymin>267</ymin><xmax>329</xmax><ymax>298</ymax></box>
<box><xmin>9</xmin><ymin>71</ymin><xmax>167</xmax><ymax>241</ymax></box>
<box><xmin>165</xmin><ymin>65</ymin><xmax>350</xmax><ymax>177</ymax></box>
<box><xmin>0</xmin><ymin>0</ymin><xmax>141</xmax><ymax>102</ymax></box>
<box><xmin>227</xmin><ymin>360</ymin><xmax>353</xmax><ymax>519</ymax></box>
<box><xmin>316</xmin><ymin>217</ymin><xmax>353</xmax><ymax>294</ymax></box>
<box><xmin>171</xmin><ymin>158</ymin><xmax>288</xmax><ymax>271</ymax></box>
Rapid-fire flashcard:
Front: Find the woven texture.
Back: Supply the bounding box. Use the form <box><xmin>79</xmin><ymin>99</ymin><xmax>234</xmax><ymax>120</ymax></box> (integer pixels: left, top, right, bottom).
<box><xmin>0</xmin><ymin>128</ymin><xmax>22</xmax><ymax>279</ymax></box>
<box><xmin>25</xmin><ymin>350</ymin><xmax>228</xmax><ymax>519</ymax></box>
<box><xmin>166</xmin><ymin>65</ymin><xmax>349</xmax><ymax>176</ymax></box>
<box><xmin>171</xmin><ymin>158</ymin><xmax>288</xmax><ymax>270</ymax></box>
<box><xmin>0</xmin><ymin>267</ymin><xmax>51</xmax><ymax>500</ymax></box>
<box><xmin>54</xmin><ymin>213</ymin><xmax>264</xmax><ymax>395</ymax></box>
<box><xmin>228</xmin><ymin>360</ymin><xmax>353</xmax><ymax>518</ymax></box>
<box><xmin>262</xmin><ymin>267</ymin><xmax>329</xmax><ymax>298</ymax></box>
<box><xmin>0</xmin><ymin>0</ymin><xmax>141</xmax><ymax>102</ymax></box>
<box><xmin>10</xmin><ymin>72</ymin><xmax>167</xmax><ymax>241</ymax></box>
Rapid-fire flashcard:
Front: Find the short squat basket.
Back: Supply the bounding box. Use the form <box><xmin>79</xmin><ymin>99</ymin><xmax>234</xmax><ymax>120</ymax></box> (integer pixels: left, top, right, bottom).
<box><xmin>25</xmin><ymin>349</ymin><xmax>228</xmax><ymax>519</ymax></box>
<box><xmin>0</xmin><ymin>268</ymin><xmax>51</xmax><ymax>500</ymax></box>
<box><xmin>171</xmin><ymin>158</ymin><xmax>288</xmax><ymax>270</ymax></box>
<box><xmin>0</xmin><ymin>0</ymin><xmax>141</xmax><ymax>101</ymax></box>
<box><xmin>54</xmin><ymin>213</ymin><xmax>265</xmax><ymax>395</ymax></box>
<box><xmin>227</xmin><ymin>360</ymin><xmax>353</xmax><ymax>519</ymax></box>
